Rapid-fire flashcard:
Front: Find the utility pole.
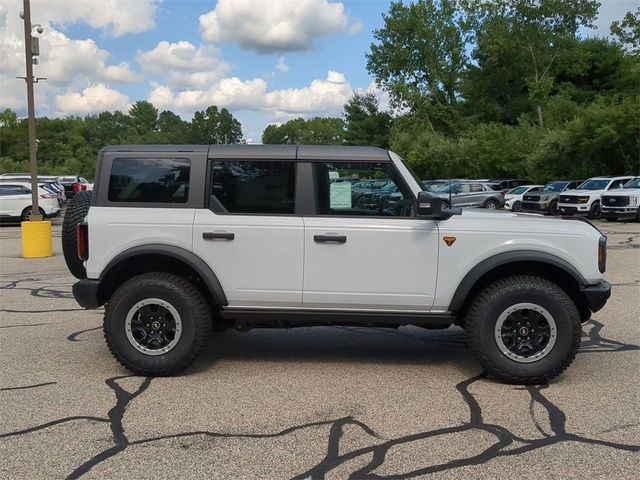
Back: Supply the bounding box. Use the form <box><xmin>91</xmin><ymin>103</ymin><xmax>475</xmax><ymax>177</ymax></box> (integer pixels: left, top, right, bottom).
<box><xmin>21</xmin><ymin>0</ymin><xmax>41</xmax><ymax>221</ymax></box>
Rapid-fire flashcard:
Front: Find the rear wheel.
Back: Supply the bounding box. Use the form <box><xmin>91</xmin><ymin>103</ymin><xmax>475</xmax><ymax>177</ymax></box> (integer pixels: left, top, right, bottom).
<box><xmin>62</xmin><ymin>190</ymin><xmax>92</xmax><ymax>279</ymax></box>
<box><xmin>464</xmin><ymin>275</ymin><xmax>581</xmax><ymax>384</ymax></box>
<box><xmin>104</xmin><ymin>272</ymin><xmax>212</xmax><ymax>376</ymax></box>
<box><xmin>484</xmin><ymin>199</ymin><xmax>498</xmax><ymax>210</ymax></box>
<box><xmin>21</xmin><ymin>206</ymin><xmax>45</xmax><ymax>222</ymax></box>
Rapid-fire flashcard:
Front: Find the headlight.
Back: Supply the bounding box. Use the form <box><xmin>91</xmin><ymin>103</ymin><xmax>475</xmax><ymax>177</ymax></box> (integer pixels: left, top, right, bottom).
<box><xmin>539</xmin><ymin>194</ymin><xmax>551</xmax><ymax>201</ymax></box>
<box><xmin>579</xmin><ymin>196</ymin><xmax>590</xmax><ymax>203</ymax></box>
<box><xmin>631</xmin><ymin>196</ymin><xmax>638</xmax><ymax>206</ymax></box>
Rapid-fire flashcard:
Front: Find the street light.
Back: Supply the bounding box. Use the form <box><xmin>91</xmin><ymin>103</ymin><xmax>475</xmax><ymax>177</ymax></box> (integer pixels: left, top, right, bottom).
<box><xmin>18</xmin><ymin>0</ymin><xmax>52</xmax><ymax>258</ymax></box>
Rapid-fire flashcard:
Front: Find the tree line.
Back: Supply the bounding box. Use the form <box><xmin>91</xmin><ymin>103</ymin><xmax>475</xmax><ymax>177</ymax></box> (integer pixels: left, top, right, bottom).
<box><xmin>1</xmin><ymin>0</ymin><xmax>638</xmax><ymax>182</ymax></box>
<box><xmin>0</xmin><ymin>103</ymin><xmax>242</xmax><ymax>179</ymax></box>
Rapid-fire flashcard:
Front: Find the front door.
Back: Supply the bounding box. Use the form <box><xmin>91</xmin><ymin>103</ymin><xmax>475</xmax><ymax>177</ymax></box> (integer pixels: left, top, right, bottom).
<box><xmin>193</xmin><ymin>159</ymin><xmax>304</xmax><ymax>308</ymax></box>
<box><xmin>302</xmin><ymin>161</ymin><xmax>439</xmax><ymax>311</ymax></box>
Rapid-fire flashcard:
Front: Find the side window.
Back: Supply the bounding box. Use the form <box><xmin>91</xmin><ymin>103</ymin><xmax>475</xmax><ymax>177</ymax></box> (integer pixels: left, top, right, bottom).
<box><xmin>609</xmin><ymin>180</ymin><xmax>624</xmax><ymax>190</ymax></box>
<box><xmin>0</xmin><ymin>185</ymin><xmax>30</xmax><ymax>196</ymax></box>
<box><xmin>313</xmin><ymin>162</ymin><xmax>412</xmax><ymax>217</ymax></box>
<box><xmin>210</xmin><ymin>161</ymin><xmax>295</xmax><ymax>214</ymax></box>
<box><xmin>109</xmin><ymin>158</ymin><xmax>190</xmax><ymax>203</ymax></box>
<box><xmin>470</xmin><ymin>184</ymin><xmax>483</xmax><ymax>192</ymax></box>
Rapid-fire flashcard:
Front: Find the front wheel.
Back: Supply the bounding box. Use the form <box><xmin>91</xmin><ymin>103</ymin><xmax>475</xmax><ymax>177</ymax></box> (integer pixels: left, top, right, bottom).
<box><xmin>587</xmin><ymin>201</ymin><xmax>601</xmax><ymax>219</ymax></box>
<box><xmin>549</xmin><ymin>200</ymin><xmax>559</xmax><ymax>215</ymax></box>
<box><xmin>512</xmin><ymin>201</ymin><xmax>522</xmax><ymax>212</ymax></box>
<box><xmin>21</xmin><ymin>206</ymin><xmax>45</xmax><ymax>221</ymax></box>
<box><xmin>104</xmin><ymin>272</ymin><xmax>212</xmax><ymax>376</ymax></box>
<box><xmin>464</xmin><ymin>275</ymin><xmax>581</xmax><ymax>384</ymax></box>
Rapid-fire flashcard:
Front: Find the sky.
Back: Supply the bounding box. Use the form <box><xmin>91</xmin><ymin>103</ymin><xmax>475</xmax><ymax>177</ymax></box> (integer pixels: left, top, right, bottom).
<box><xmin>0</xmin><ymin>0</ymin><xmax>637</xmax><ymax>143</ymax></box>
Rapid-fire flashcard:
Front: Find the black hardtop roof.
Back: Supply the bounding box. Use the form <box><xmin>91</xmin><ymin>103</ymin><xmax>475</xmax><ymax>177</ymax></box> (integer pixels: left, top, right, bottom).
<box><xmin>100</xmin><ymin>144</ymin><xmax>390</xmax><ymax>161</ymax></box>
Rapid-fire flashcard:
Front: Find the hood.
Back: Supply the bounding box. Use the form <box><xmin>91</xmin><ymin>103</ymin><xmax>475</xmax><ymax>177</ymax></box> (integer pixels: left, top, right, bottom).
<box><xmin>602</xmin><ymin>188</ymin><xmax>640</xmax><ymax>196</ymax></box>
<box><xmin>561</xmin><ymin>189</ymin><xmax>603</xmax><ymax>195</ymax></box>
<box><xmin>442</xmin><ymin>209</ymin><xmax>603</xmax><ymax>236</ymax></box>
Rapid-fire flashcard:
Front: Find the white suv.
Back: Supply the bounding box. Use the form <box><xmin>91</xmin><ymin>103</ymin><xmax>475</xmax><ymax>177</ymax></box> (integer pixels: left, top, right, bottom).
<box><xmin>0</xmin><ymin>181</ymin><xmax>61</xmax><ymax>221</ymax></box>
<box><xmin>601</xmin><ymin>177</ymin><xmax>640</xmax><ymax>222</ymax></box>
<box><xmin>558</xmin><ymin>176</ymin><xmax>634</xmax><ymax>219</ymax></box>
<box><xmin>63</xmin><ymin>145</ymin><xmax>611</xmax><ymax>384</ymax></box>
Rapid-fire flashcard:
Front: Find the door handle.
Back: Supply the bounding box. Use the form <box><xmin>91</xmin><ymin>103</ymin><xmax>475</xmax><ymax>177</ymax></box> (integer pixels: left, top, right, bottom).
<box><xmin>314</xmin><ymin>234</ymin><xmax>347</xmax><ymax>244</ymax></box>
<box><xmin>203</xmin><ymin>231</ymin><xmax>235</xmax><ymax>241</ymax></box>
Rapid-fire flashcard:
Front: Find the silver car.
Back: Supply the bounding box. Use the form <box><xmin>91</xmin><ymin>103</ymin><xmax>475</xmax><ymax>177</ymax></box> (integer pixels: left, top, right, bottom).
<box><xmin>435</xmin><ymin>182</ymin><xmax>506</xmax><ymax>209</ymax></box>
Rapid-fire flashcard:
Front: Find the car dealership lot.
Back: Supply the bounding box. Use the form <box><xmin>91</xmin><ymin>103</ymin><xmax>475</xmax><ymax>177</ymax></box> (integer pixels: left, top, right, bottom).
<box><xmin>1</xmin><ymin>216</ymin><xmax>638</xmax><ymax>479</ymax></box>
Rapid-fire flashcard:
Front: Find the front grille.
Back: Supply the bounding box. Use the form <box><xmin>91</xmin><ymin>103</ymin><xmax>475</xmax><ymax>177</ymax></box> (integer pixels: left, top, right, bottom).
<box><xmin>560</xmin><ymin>195</ymin><xmax>580</xmax><ymax>204</ymax></box>
<box><xmin>523</xmin><ymin>195</ymin><xmax>540</xmax><ymax>202</ymax></box>
<box><xmin>602</xmin><ymin>195</ymin><xmax>629</xmax><ymax>207</ymax></box>
<box><xmin>522</xmin><ymin>202</ymin><xmax>541</xmax><ymax>211</ymax></box>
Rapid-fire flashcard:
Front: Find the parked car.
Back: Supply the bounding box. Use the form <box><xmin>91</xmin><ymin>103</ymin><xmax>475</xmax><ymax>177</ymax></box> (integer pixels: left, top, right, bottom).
<box><xmin>521</xmin><ymin>180</ymin><xmax>583</xmax><ymax>215</ymax></box>
<box><xmin>558</xmin><ymin>176</ymin><xmax>634</xmax><ymax>219</ymax></box>
<box><xmin>504</xmin><ymin>185</ymin><xmax>544</xmax><ymax>211</ymax></box>
<box><xmin>0</xmin><ymin>181</ymin><xmax>61</xmax><ymax>221</ymax></box>
<box><xmin>490</xmin><ymin>179</ymin><xmax>532</xmax><ymax>192</ymax></box>
<box><xmin>0</xmin><ymin>174</ymin><xmax>66</xmax><ymax>203</ymax></box>
<box><xmin>435</xmin><ymin>182</ymin><xmax>506</xmax><ymax>209</ymax></box>
<box><xmin>59</xmin><ymin>175</ymin><xmax>92</xmax><ymax>198</ymax></box>
<box><xmin>601</xmin><ymin>177</ymin><xmax>640</xmax><ymax>222</ymax></box>
<box><xmin>63</xmin><ymin>144</ymin><xmax>609</xmax><ymax>384</ymax></box>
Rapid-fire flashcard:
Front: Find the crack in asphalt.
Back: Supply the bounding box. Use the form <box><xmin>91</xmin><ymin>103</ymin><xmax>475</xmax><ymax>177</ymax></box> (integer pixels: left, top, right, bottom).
<box><xmin>2</xmin><ymin>339</ymin><xmax>638</xmax><ymax>479</ymax></box>
<box><xmin>0</xmin><ymin>382</ymin><xmax>57</xmax><ymax>392</ymax></box>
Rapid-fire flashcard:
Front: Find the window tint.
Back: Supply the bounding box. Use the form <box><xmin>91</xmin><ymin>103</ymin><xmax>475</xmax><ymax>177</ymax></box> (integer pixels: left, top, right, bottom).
<box><xmin>210</xmin><ymin>161</ymin><xmax>295</xmax><ymax>214</ymax></box>
<box><xmin>470</xmin><ymin>184</ymin><xmax>484</xmax><ymax>192</ymax></box>
<box><xmin>314</xmin><ymin>162</ymin><xmax>412</xmax><ymax>216</ymax></box>
<box><xmin>108</xmin><ymin>158</ymin><xmax>190</xmax><ymax>203</ymax></box>
<box><xmin>0</xmin><ymin>185</ymin><xmax>30</xmax><ymax>196</ymax></box>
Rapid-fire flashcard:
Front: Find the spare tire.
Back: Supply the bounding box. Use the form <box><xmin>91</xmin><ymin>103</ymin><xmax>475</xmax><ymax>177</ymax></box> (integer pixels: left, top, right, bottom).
<box><xmin>62</xmin><ymin>190</ymin><xmax>92</xmax><ymax>279</ymax></box>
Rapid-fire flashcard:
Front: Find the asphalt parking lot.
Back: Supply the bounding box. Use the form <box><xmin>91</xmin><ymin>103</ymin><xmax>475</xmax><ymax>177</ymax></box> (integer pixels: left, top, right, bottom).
<box><xmin>0</xmin><ymin>216</ymin><xmax>638</xmax><ymax>479</ymax></box>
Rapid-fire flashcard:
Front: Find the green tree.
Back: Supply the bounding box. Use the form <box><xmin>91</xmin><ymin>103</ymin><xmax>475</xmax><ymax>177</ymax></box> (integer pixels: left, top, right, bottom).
<box><xmin>157</xmin><ymin>111</ymin><xmax>190</xmax><ymax>144</ymax></box>
<box><xmin>611</xmin><ymin>6</ymin><xmax>640</xmax><ymax>54</ymax></box>
<box><xmin>367</xmin><ymin>0</ymin><xmax>469</xmax><ymax>133</ymax></box>
<box><xmin>343</xmin><ymin>92</ymin><xmax>392</xmax><ymax>148</ymax></box>
<box><xmin>262</xmin><ymin>117</ymin><xmax>344</xmax><ymax>145</ymax></box>
<box><xmin>190</xmin><ymin>106</ymin><xmax>243</xmax><ymax>144</ymax></box>
<box><xmin>129</xmin><ymin>101</ymin><xmax>158</xmax><ymax>135</ymax></box>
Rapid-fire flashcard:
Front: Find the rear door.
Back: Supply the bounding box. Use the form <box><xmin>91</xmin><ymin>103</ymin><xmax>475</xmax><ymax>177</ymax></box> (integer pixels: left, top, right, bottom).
<box><xmin>302</xmin><ymin>159</ymin><xmax>439</xmax><ymax>311</ymax></box>
<box><xmin>193</xmin><ymin>152</ymin><xmax>304</xmax><ymax>307</ymax></box>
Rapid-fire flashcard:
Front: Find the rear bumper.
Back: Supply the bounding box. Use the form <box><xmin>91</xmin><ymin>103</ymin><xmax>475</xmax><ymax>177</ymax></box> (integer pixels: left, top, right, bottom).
<box><xmin>581</xmin><ymin>280</ymin><xmax>611</xmax><ymax>313</ymax></box>
<box><xmin>73</xmin><ymin>279</ymin><xmax>102</xmax><ymax>309</ymax></box>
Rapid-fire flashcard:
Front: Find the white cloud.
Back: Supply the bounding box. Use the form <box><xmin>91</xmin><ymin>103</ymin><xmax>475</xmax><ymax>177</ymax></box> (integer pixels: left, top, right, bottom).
<box><xmin>147</xmin><ymin>70</ymin><xmax>354</xmax><ymax>118</ymax></box>
<box><xmin>100</xmin><ymin>62</ymin><xmax>143</xmax><ymax>84</ymax></box>
<box><xmin>137</xmin><ymin>41</ymin><xmax>232</xmax><ymax>89</ymax></box>
<box><xmin>32</xmin><ymin>0</ymin><xmax>159</xmax><ymax>37</ymax></box>
<box><xmin>199</xmin><ymin>0</ymin><xmax>358</xmax><ymax>53</ymax></box>
<box><xmin>55</xmin><ymin>83</ymin><xmax>130</xmax><ymax>115</ymax></box>
<box><xmin>276</xmin><ymin>56</ymin><xmax>289</xmax><ymax>73</ymax></box>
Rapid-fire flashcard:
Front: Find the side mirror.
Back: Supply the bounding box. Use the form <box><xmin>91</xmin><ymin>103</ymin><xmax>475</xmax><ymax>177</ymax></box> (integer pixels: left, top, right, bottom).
<box><xmin>416</xmin><ymin>191</ymin><xmax>442</xmax><ymax>217</ymax></box>
<box><xmin>416</xmin><ymin>191</ymin><xmax>462</xmax><ymax>219</ymax></box>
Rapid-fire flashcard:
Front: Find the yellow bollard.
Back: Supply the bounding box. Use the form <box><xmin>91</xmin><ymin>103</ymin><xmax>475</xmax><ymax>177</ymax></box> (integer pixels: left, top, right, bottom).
<box><xmin>21</xmin><ymin>220</ymin><xmax>53</xmax><ymax>258</ymax></box>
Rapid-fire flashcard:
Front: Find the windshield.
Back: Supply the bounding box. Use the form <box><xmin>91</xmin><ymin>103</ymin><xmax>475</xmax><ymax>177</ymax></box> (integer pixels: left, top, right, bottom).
<box><xmin>542</xmin><ymin>182</ymin><xmax>568</xmax><ymax>192</ymax></box>
<box><xmin>508</xmin><ymin>186</ymin><xmax>528</xmax><ymax>195</ymax></box>
<box><xmin>577</xmin><ymin>179</ymin><xmax>609</xmax><ymax>190</ymax></box>
<box><xmin>623</xmin><ymin>178</ymin><xmax>640</xmax><ymax>189</ymax></box>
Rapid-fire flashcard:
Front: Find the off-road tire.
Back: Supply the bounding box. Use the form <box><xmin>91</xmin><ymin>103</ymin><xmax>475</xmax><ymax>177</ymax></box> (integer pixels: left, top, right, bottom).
<box><xmin>464</xmin><ymin>275</ymin><xmax>581</xmax><ymax>384</ymax></box>
<box><xmin>587</xmin><ymin>201</ymin><xmax>601</xmax><ymax>219</ymax></box>
<box><xmin>21</xmin><ymin>206</ymin><xmax>45</xmax><ymax>222</ymax></box>
<box><xmin>62</xmin><ymin>190</ymin><xmax>92</xmax><ymax>279</ymax></box>
<box><xmin>104</xmin><ymin>272</ymin><xmax>212</xmax><ymax>376</ymax></box>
